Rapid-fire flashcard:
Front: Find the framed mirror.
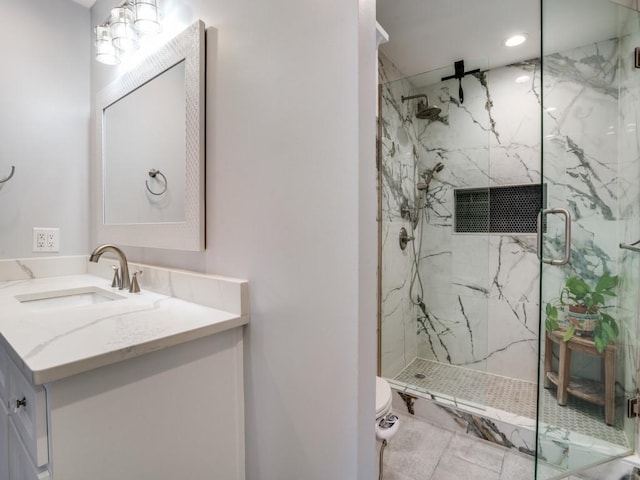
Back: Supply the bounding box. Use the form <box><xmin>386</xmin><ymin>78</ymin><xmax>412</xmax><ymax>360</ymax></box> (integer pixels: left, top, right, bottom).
<box><xmin>96</xmin><ymin>20</ymin><xmax>205</xmax><ymax>251</ymax></box>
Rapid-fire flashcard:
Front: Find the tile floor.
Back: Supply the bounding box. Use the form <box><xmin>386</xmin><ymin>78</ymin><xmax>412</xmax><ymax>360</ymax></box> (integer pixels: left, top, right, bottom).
<box><xmin>379</xmin><ymin>412</ymin><xmax>635</xmax><ymax>480</ymax></box>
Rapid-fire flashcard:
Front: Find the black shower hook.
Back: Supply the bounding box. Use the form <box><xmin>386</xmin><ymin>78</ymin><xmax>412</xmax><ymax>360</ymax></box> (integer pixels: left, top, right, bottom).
<box><xmin>441</xmin><ymin>60</ymin><xmax>480</xmax><ymax>104</ymax></box>
<box><xmin>0</xmin><ymin>166</ymin><xmax>15</xmax><ymax>184</ymax></box>
<box><xmin>145</xmin><ymin>168</ymin><xmax>168</xmax><ymax>196</ymax></box>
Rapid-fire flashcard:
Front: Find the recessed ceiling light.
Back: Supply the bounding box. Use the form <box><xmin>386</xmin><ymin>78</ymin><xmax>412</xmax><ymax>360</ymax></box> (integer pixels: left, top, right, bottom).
<box><xmin>504</xmin><ymin>34</ymin><xmax>527</xmax><ymax>47</ymax></box>
<box><xmin>515</xmin><ymin>75</ymin><xmax>530</xmax><ymax>84</ymax></box>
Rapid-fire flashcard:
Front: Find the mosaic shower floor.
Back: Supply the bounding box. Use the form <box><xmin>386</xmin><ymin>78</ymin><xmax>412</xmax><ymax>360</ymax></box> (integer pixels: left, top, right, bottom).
<box><xmin>394</xmin><ymin>358</ymin><xmax>628</xmax><ymax>447</ymax></box>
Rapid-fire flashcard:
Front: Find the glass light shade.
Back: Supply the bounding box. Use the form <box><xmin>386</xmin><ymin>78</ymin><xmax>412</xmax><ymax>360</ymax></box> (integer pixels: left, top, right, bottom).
<box><xmin>134</xmin><ymin>0</ymin><xmax>162</xmax><ymax>35</ymax></box>
<box><xmin>110</xmin><ymin>6</ymin><xmax>139</xmax><ymax>51</ymax></box>
<box><xmin>95</xmin><ymin>25</ymin><xmax>120</xmax><ymax>65</ymax></box>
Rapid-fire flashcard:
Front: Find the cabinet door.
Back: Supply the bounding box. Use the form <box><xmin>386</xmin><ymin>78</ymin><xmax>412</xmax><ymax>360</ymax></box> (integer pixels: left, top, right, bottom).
<box><xmin>0</xmin><ymin>343</ymin><xmax>8</xmax><ymax>404</ymax></box>
<box><xmin>0</xmin><ymin>401</ymin><xmax>8</xmax><ymax>480</ymax></box>
<box><xmin>7</xmin><ymin>361</ymin><xmax>47</xmax><ymax>467</ymax></box>
<box><xmin>8</xmin><ymin>420</ymin><xmax>49</xmax><ymax>480</ymax></box>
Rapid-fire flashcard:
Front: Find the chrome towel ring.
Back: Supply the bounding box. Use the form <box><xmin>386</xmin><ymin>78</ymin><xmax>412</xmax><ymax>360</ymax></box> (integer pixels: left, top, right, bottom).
<box><xmin>145</xmin><ymin>168</ymin><xmax>168</xmax><ymax>196</ymax></box>
<box><xmin>0</xmin><ymin>166</ymin><xmax>15</xmax><ymax>184</ymax></box>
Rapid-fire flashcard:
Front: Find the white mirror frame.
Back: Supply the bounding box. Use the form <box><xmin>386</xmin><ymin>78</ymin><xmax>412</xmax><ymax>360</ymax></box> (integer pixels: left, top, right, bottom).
<box><xmin>96</xmin><ymin>20</ymin><xmax>205</xmax><ymax>251</ymax></box>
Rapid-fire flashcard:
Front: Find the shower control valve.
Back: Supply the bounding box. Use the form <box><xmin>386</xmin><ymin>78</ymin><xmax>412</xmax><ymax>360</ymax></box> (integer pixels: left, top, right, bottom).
<box><xmin>399</xmin><ymin>227</ymin><xmax>415</xmax><ymax>251</ymax></box>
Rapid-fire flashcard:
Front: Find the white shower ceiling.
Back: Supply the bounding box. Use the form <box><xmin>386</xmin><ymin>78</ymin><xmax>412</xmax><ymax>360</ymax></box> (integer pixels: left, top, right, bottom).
<box><xmin>377</xmin><ymin>0</ymin><xmax>622</xmax><ymax>84</ymax></box>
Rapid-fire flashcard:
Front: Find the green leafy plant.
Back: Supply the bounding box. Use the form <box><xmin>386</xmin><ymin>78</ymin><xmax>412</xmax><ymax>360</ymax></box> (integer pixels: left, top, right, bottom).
<box><xmin>545</xmin><ymin>272</ymin><xmax>619</xmax><ymax>353</ymax></box>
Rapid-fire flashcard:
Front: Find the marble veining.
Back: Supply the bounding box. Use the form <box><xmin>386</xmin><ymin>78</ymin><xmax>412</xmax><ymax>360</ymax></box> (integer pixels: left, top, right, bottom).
<box><xmin>0</xmin><ymin>256</ymin><xmax>87</xmax><ymax>282</ymax></box>
<box><xmin>15</xmin><ymin>260</ymin><xmax>35</xmax><ymax>279</ymax></box>
<box><xmin>381</xmin><ymin>33</ymin><xmax>640</xmax><ymax>392</ymax></box>
<box><xmin>0</xmin><ymin>256</ymin><xmax>249</xmax><ymax>385</ymax></box>
<box><xmin>380</xmin><ymin>54</ymin><xmax>541</xmax><ymax>382</ymax></box>
<box><xmin>380</xmin><ymin>16</ymin><xmax>640</xmax><ymax>479</ymax></box>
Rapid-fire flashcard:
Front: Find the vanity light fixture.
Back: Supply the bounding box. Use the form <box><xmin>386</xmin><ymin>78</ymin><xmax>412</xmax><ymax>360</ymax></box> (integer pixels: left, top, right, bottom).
<box><xmin>504</xmin><ymin>34</ymin><xmax>527</xmax><ymax>47</ymax></box>
<box><xmin>111</xmin><ymin>5</ymin><xmax>139</xmax><ymax>52</ymax></box>
<box><xmin>94</xmin><ymin>0</ymin><xmax>162</xmax><ymax>65</ymax></box>
<box><xmin>133</xmin><ymin>0</ymin><xmax>162</xmax><ymax>34</ymax></box>
<box><xmin>95</xmin><ymin>25</ymin><xmax>120</xmax><ymax>65</ymax></box>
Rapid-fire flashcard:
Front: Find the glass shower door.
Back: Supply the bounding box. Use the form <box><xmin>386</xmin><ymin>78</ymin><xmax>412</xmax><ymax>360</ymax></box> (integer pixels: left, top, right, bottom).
<box><xmin>536</xmin><ymin>0</ymin><xmax>640</xmax><ymax>477</ymax></box>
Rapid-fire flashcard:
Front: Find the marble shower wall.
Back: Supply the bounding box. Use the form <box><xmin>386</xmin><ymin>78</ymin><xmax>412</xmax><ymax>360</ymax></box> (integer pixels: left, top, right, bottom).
<box><xmin>533</xmin><ymin>31</ymin><xmax>640</xmax><ymax>461</ymax></box>
<box><xmin>379</xmin><ymin>53</ymin><xmax>420</xmax><ymax>377</ymax></box>
<box><xmin>412</xmin><ymin>61</ymin><xmax>542</xmax><ymax>383</ymax></box>
<box><xmin>541</xmin><ymin>34</ymin><xmax>640</xmax><ymax>393</ymax></box>
<box><xmin>381</xmin><ymin>33</ymin><xmax>640</xmax><ymax>387</ymax></box>
<box><xmin>541</xmin><ymin>39</ymin><xmax>619</xmax><ymax>300</ymax></box>
<box><xmin>380</xmin><ymin>54</ymin><xmax>542</xmax><ymax>382</ymax></box>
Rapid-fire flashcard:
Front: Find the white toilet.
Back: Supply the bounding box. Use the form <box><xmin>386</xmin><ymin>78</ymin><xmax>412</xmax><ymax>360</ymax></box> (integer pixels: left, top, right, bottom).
<box><xmin>375</xmin><ymin>376</ymin><xmax>399</xmax><ymax>441</ymax></box>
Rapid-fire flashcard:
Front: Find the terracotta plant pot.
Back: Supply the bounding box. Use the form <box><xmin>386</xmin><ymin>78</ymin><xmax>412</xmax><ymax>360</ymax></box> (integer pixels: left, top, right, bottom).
<box><xmin>566</xmin><ymin>305</ymin><xmax>600</xmax><ymax>337</ymax></box>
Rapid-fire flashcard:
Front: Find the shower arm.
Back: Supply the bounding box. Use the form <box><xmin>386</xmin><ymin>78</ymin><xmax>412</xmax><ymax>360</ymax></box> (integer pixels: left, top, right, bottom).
<box><xmin>401</xmin><ymin>94</ymin><xmax>429</xmax><ymax>103</ymax></box>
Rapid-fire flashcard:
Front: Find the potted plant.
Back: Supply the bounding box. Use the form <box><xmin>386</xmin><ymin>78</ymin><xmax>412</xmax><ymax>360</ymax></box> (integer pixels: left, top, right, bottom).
<box><xmin>545</xmin><ymin>272</ymin><xmax>619</xmax><ymax>353</ymax></box>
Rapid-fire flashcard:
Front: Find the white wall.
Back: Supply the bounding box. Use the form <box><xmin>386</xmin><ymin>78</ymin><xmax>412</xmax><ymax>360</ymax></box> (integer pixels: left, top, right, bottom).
<box><xmin>0</xmin><ymin>0</ymin><xmax>90</xmax><ymax>259</ymax></box>
<box><xmin>358</xmin><ymin>1</ymin><xmax>378</xmax><ymax>475</ymax></box>
<box><xmin>91</xmin><ymin>1</ymin><xmax>377</xmax><ymax>479</ymax></box>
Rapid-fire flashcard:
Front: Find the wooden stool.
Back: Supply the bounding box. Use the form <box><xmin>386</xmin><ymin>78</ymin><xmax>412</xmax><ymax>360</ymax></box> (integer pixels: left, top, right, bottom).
<box><xmin>544</xmin><ymin>329</ymin><xmax>616</xmax><ymax>425</ymax></box>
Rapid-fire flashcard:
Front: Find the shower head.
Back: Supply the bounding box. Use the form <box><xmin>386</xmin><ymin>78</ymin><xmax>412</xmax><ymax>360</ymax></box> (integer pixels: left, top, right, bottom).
<box><xmin>415</xmin><ymin>104</ymin><xmax>442</xmax><ymax>120</ymax></box>
<box><xmin>422</xmin><ymin>163</ymin><xmax>445</xmax><ymax>179</ymax></box>
<box><xmin>419</xmin><ymin>162</ymin><xmax>446</xmax><ymax>192</ymax></box>
<box><xmin>401</xmin><ymin>94</ymin><xmax>441</xmax><ymax>120</ymax></box>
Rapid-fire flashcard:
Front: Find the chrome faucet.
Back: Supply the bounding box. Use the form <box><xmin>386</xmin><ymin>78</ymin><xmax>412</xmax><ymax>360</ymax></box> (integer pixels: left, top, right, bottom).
<box><xmin>89</xmin><ymin>244</ymin><xmax>130</xmax><ymax>290</ymax></box>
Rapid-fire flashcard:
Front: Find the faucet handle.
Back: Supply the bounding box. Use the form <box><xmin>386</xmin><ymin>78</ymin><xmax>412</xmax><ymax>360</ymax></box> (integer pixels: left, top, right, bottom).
<box><xmin>111</xmin><ymin>265</ymin><xmax>121</xmax><ymax>289</ymax></box>
<box><xmin>129</xmin><ymin>270</ymin><xmax>143</xmax><ymax>293</ymax></box>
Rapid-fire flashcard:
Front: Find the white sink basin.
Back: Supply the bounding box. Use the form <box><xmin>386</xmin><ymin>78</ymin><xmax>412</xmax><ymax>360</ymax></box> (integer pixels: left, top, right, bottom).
<box><xmin>15</xmin><ymin>287</ymin><xmax>125</xmax><ymax>312</ymax></box>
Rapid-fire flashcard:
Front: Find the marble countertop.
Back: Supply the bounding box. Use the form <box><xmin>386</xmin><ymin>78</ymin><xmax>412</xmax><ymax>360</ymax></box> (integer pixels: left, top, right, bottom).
<box><xmin>0</xmin><ymin>258</ymin><xmax>249</xmax><ymax>385</ymax></box>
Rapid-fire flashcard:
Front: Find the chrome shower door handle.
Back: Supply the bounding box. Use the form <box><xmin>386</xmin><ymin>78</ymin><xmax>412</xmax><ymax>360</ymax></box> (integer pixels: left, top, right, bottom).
<box><xmin>537</xmin><ymin>208</ymin><xmax>571</xmax><ymax>265</ymax></box>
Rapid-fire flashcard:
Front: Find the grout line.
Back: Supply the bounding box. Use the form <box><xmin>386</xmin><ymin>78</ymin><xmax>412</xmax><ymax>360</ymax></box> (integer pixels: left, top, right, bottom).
<box><xmin>427</xmin><ymin>432</ymin><xmax>455</xmax><ymax>480</ymax></box>
<box><xmin>498</xmin><ymin>450</ymin><xmax>506</xmax><ymax>479</ymax></box>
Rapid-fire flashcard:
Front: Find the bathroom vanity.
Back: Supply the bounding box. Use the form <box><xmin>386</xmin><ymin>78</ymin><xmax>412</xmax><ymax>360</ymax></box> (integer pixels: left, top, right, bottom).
<box><xmin>0</xmin><ymin>257</ymin><xmax>249</xmax><ymax>480</ymax></box>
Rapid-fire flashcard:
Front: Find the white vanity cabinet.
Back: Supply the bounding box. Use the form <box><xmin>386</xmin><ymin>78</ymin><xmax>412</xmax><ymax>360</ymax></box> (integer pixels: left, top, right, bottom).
<box><xmin>0</xmin><ymin>328</ymin><xmax>245</xmax><ymax>480</ymax></box>
<box><xmin>8</xmin><ymin>420</ymin><xmax>49</xmax><ymax>480</ymax></box>
<box><xmin>0</xmin><ymin>344</ymin><xmax>8</xmax><ymax>480</ymax></box>
<box><xmin>0</xmin><ymin>395</ymin><xmax>8</xmax><ymax>480</ymax></box>
<box><xmin>0</xmin><ymin>343</ymin><xmax>49</xmax><ymax>480</ymax></box>
<box><xmin>0</xmin><ymin>261</ymin><xmax>248</xmax><ymax>480</ymax></box>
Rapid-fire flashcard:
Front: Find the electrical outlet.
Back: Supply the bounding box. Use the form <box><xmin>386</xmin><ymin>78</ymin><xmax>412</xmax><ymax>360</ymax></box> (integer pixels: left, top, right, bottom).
<box><xmin>33</xmin><ymin>228</ymin><xmax>60</xmax><ymax>252</ymax></box>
